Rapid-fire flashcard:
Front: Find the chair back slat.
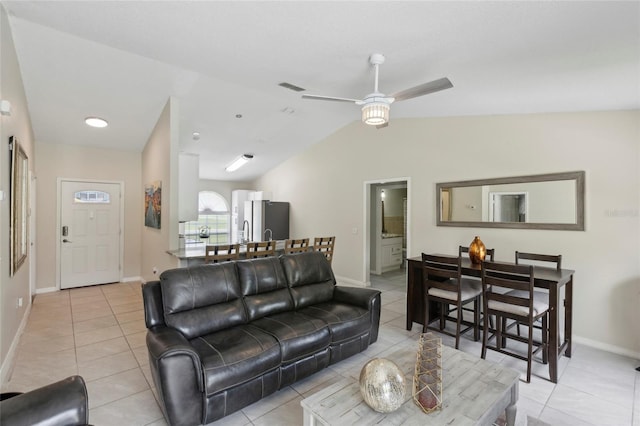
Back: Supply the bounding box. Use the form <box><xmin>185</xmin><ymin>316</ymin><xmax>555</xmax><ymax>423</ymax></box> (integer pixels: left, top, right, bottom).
<box><xmin>515</xmin><ymin>251</ymin><xmax>562</xmax><ymax>270</ymax></box>
<box><xmin>491</xmin><ymin>293</ymin><xmax>531</xmax><ymax>307</ymax></box>
<box><xmin>205</xmin><ymin>244</ymin><xmax>240</xmax><ymax>263</ymax></box>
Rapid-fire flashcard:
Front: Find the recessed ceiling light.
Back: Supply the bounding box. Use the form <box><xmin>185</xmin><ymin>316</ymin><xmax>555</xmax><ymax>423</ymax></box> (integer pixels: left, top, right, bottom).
<box><xmin>85</xmin><ymin>117</ymin><xmax>108</xmax><ymax>128</ymax></box>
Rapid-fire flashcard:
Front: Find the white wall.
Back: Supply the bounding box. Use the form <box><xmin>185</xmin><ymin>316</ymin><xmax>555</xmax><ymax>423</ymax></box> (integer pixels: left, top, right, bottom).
<box><xmin>141</xmin><ymin>98</ymin><xmax>180</xmax><ymax>282</ymax></box>
<box><xmin>35</xmin><ymin>143</ymin><xmax>142</xmax><ymax>288</ymax></box>
<box><xmin>0</xmin><ymin>4</ymin><xmax>36</xmax><ymax>381</ymax></box>
<box><xmin>254</xmin><ymin>111</ymin><xmax>640</xmax><ymax>357</ymax></box>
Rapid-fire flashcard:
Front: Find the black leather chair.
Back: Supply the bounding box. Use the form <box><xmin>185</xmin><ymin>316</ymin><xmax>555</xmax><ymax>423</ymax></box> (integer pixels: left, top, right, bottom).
<box><xmin>0</xmin><ymin>375</ymin><xmax>90</xmax><ymax>426</ymax></box>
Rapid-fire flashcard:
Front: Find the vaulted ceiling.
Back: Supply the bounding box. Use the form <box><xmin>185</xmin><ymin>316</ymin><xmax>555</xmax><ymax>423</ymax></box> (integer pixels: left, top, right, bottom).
<box><xmin>3</xmin><ymin>1</ymin><xmax>639</xmax><ymax>181</ymax></box>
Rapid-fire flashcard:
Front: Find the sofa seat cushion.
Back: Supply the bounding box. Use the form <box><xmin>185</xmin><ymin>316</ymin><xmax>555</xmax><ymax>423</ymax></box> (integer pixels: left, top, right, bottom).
<box><xmin>190</xmin><ymin>325</ymin><xmax>281</xmax><ymax>396</ymax></box>
<box><xmin>250</xmin><ymin>312</ymin><xmax>331</xmax><ymax>364</ymax></box>
<box><xmin>298</xmin><ymin>302</ymin><xmax>370</xmax><ymax>344</ymax></box>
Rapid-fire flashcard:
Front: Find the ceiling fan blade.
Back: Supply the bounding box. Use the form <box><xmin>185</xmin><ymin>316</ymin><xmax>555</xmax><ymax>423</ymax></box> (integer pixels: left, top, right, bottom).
<box><xmin>391</xmin><ymin>77</ymin><xmax>453</xmax><ymax>102</ymax></box>
<box><xmin>301</xmin><ymin>94</ymin><xmax>361</xmax><ymax>103</ymax></box>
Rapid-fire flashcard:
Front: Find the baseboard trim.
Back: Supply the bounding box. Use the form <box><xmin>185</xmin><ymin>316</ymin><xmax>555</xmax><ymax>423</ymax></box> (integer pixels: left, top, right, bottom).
<box><xmin>0</xmin><ymin>302</ymin><xmax>32</xmax><ymax>385</ymax></box>
<box><xmin>35</xmin><ymin>286</ymin><xmax>58</xmax><ymax>294</ymax></box>
<box><xmin>573</xmin><ymin>335</ymin><xmax>640</xmax><ymax>360</ymax></box>
<box><xmin>121</xmin><ymin>276</ymin><xmax>143</xmax><ymax>283</ymax></box>
<box><xmin>335</xmin><ymin>275</ymin><xmax>369</xmax><ymax>288</ymax></box>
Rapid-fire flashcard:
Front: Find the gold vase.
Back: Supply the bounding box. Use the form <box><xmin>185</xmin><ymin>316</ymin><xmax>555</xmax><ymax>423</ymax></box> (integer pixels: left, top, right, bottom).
<box><xmin>468</xmin><ymin>236</ymin><xmax>486</xmax><ymax>264</ymax></box>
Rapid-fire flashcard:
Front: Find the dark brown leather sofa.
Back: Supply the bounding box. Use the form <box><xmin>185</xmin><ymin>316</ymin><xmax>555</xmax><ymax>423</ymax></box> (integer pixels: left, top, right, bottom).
<box><xmin>142</xmin><ymin>251</ymin><xmax>381</xmax><ymax>426</ymax></box>
<box><xmin>0</xmin><ymin>375</ymin><xmax>90</xmax><ymax>426</ymax></box>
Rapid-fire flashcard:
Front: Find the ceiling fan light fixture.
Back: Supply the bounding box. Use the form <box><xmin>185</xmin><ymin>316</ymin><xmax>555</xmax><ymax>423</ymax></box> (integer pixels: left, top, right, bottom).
<box><xmin>362</xmin><ymin>103</ymin><xmax>389</xmax><ymax>126</ymax></box>
<box><xmin>225</xmin><ymin>154</ymin><xmax>253</xmax><ymax>172</ymax></box>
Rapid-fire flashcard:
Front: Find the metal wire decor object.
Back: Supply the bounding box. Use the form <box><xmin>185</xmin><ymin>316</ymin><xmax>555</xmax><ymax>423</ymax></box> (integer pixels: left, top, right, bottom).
<box><xmin>413</xmin><ymin>332</ymin><xmax>443</xmax><ymax>413</ymax></box>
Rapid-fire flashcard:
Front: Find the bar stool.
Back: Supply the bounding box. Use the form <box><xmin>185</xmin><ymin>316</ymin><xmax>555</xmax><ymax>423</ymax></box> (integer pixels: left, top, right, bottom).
<box><xmin>284</xmin><ymin>238</ymin><xmax>310</xmax><ymax>254</ymax></box>
<box><xmin>313</xmin><ymin>236</ymin><xmax>335</xmax><ymax>264</ymax></box>
<box><xmin>481</xmin><ymin>261</ymin><xmax>549</xmax><ymax>382</ymax></box>
<box><xmin>246</xmin><ymin>241</ymin><xmax>275</xmax><ymax>258</ymax></box>
<box><xmin>422</xmin><ymin>253</ymin><xmax>482</xmax><ymax>349</ymax></box>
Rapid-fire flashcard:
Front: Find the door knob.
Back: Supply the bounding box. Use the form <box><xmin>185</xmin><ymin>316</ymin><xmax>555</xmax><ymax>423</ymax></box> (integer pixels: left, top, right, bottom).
<box><xmin>62</xmin><ymin>239</ymin><xmax>72</xmax><ymax>243</ymax></box>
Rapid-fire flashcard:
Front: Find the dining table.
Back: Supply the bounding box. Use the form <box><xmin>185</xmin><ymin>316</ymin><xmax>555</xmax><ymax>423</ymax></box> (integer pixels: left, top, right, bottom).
<box><xmin>406</xmin><ymin>255</ymin><xmax>575</xmax><ymax>383</ymax></box>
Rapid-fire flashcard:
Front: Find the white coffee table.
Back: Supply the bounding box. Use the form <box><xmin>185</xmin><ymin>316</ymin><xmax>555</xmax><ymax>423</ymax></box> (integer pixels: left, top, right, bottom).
<box><xmin>301</xmin><ymin>344</ymin><xmax>519</xmax><ymax>426</ymax></box>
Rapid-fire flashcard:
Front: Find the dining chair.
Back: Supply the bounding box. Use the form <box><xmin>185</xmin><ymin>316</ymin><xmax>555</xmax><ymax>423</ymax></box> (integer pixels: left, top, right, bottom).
<box><xmin>284</xmin><ymin>238</ymin><xmax>310</xmax><ymax>254</ymax></box>
<box><xmin>205</xmin><ymin>244</ymin><xmax>240</xmax><ymax>263</ymax></box>
<box><xmin>512</xmin><ymin>251</ymin><xmax>562</xmax><ymax>336</ymax></box>
<box><xmin>481</xmin><ymin>261</ymin><xmax>549</xmax><ymax>382</ymax></box>
<box><xmin>458</xmin><ymin>245</ymin><xmax>495</xmax><ymax>326</ymax></box>
<box><xmin>246</xmin><ymin>241</ymin><xmax>276</xmax><ymax>258</ymax></box>
<box><xmin>421</xmin><ymin>253</ymin><xmax>482</xmax><ymax>349</ymax></box>
<box><xmin>313</xmin><ymin>236</ymin><xmax>335</xmax><ymax>264</ymax></box>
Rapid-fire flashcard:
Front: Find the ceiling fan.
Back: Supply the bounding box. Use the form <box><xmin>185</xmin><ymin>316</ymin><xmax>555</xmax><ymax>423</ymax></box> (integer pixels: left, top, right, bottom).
<box><xmin>302</xmin><ymin>53</ymin><xmax>453</xmax><ymax>128</ymax></box>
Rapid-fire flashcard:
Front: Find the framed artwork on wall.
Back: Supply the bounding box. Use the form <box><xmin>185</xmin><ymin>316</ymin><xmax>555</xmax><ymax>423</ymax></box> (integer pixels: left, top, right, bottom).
<box><xmin>10</xmin><ymin>136</ymin><xmax>29</xmax><ymax>276</ymax></box>
<box><xmin>144</xmin><ymin>180</ymin><xmax>162</xmax><ymax>229</ymax></box>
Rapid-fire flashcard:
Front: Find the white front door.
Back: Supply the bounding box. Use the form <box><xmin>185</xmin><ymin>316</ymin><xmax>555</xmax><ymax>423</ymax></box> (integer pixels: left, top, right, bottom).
<box><xmin>60</xmin><ymin>181</ymin><xmax>121</xmax><ymax>289</ymax></box>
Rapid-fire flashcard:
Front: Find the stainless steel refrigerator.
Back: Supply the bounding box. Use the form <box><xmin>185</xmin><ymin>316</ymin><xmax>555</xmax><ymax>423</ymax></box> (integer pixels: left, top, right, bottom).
<box><xmin>244</xmin><ymin>200</ymin><xmax>290</xmax><ymax>242</ymax></box>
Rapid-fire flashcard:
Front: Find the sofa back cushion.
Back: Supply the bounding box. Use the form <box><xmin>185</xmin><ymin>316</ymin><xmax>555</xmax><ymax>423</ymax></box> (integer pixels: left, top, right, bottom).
<box><xmin>280</xmin><ymin>251</ymin><xmax>336</xmax><ymax>309</ymax></box>
<box><xmin>237</xmin><ymin>256</ymin><xmax>293</xmax><ymax>321</ymax></box>
<box><xmin>160</xmin><ymin>263</ymin><xmax>247</xmax><ymax>339</ymax></box>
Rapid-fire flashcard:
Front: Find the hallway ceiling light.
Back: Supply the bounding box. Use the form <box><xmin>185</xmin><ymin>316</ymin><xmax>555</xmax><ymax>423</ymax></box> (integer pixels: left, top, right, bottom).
<box><xmin>85</xmin><ymin>117</ymin><xmax>108</xmax><ymax>128</ymax></box>
<box><xmin>225</xmin><ymin>154</ymin><xmax>253</xmax><ymax>172</ymax></box>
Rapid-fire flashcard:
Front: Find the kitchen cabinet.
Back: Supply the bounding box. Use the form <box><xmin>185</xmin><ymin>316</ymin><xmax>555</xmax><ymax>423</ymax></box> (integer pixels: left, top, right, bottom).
<box><xmin>178</xmin><ymin>153</ymin><xmax>200</xmax><ymax>222</ymax></box>
<box><xmin>381</xmin><ymin>236</ymin><xmax>403</xmax><ymax>272</ymax></box>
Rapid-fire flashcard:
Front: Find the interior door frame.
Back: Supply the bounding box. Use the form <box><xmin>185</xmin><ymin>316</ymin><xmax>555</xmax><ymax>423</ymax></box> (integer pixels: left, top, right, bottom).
<box><xmin>56</xmin><ymin>178</ymin><xmax>125</xmax><ymax>290</ymax></box>
<box><xmin>363</xmin><ymin>177</ymin><xmax>411</xmax><ymax>286</ymax></box>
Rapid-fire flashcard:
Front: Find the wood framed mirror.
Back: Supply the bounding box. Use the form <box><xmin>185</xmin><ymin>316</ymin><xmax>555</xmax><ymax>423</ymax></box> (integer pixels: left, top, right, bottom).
<box><xmin>10</xmin><ymin>136</ymin><xmax>29</xmax><ymax>275</ymax></box>
<box><xmin>436</xmin><ymin>171</ymin><xmax>585</xmax><ymax>230</ymax></box>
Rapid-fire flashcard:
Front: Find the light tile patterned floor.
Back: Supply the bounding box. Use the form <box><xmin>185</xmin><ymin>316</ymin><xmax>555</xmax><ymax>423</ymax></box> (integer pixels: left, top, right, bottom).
<box><xmin>2</xmin><ymin>271</ymin><xmax>639</xmax><ymax>426</ymax></box>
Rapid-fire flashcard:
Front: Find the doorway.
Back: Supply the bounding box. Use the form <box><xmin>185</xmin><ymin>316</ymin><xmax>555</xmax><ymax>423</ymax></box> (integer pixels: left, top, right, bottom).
<box><xmin>363</xmin><ymin>178</ymin><xmax>410</xmax><ymax>284</ymax></box>
<box><xmin>58</xmin><ymin>180</ymin><xmax>123</xmax><ymax>289</ymax></box>
<box><xmin>489</xmin><ymin>192</ymin><xmax>528</xmax><ymax>223</ymax></box>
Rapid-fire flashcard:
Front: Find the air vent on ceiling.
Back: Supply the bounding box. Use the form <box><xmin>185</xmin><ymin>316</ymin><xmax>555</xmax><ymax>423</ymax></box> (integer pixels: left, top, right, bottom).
<box><xmin>278</xmin><ymin>82</ymin><xmax>306</xmax><ymax>92</ymax></box>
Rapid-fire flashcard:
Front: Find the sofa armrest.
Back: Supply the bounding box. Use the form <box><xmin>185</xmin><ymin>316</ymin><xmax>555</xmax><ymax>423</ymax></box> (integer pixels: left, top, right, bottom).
<box><xmin>142</xmin><ymin>281</ymin><xmax>165</xmax><ymax>328</ymax></box>
<box><xmin>333</xmin><ymin>286</ymin><xmax>382</xmax><ymax>343</ymax></box>
<box><xmin>146</xmin><ymin>326</ymin><xmax>205</xmax><ymax>426</ymax></box>
<box><xmin>333</xmin><ymin>286</ymin><xmax>381</xmax><ymax>310</ymax></box>
<box><xmin>0</xmin><ymin>375</ymin><xmax>89</xmax><ymax>426</ymax></box>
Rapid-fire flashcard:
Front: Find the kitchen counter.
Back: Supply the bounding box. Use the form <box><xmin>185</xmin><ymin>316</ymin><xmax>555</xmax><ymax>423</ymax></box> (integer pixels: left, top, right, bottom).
<box><xmin>167</xmin><ymin>240</ymin><xmax>287</xmax><ymax>267</ymax></box>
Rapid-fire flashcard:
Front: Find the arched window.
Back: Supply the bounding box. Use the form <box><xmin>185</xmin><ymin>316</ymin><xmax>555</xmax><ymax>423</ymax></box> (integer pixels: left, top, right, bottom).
<box><xmin>184</xmin><ymin>191</ymin><xmax>230</xmax><ymax>244</ymax></box>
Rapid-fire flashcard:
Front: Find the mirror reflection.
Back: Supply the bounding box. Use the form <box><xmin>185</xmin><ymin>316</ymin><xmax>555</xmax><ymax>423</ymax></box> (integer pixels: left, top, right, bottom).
<box><xmin>437</xmin><ymin>171</ymin><xmax>584</xmax><ymax>230</ymax></box>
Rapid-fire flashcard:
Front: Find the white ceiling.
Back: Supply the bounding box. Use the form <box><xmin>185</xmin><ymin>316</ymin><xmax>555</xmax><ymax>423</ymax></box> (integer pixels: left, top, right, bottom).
<box><xmin>3</xmin><ymin>1</ymin><xmax>639</xmax><ymax>181</ymax></box>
